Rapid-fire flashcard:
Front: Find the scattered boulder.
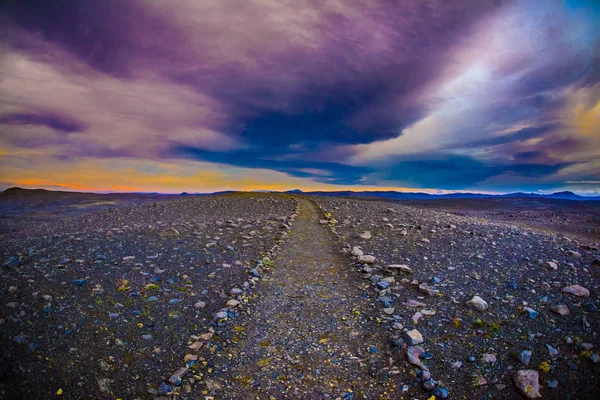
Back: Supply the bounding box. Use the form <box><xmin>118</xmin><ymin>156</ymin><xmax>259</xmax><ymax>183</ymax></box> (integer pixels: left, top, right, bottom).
<box><xmin>514</xmin><ymin>370</ymin><xmax>541</xmax><ymax>399</ymax></box>
<box><xmin>562</xmin><ymin>285</ymin><xmax>590</xmax><ymax>297</ymax></box>
<box><xmin>466</xmin><ymin>295</ymin><xmax>489</xmax><ymax>311</ymax></box>
<box><xmin>351</xmin><ymin>246</ymin><xmax>363</xmax><ymax>257</ymax></box>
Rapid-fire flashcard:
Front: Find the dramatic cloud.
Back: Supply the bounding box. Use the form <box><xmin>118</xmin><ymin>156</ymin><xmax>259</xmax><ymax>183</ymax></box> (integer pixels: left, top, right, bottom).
<box><xmin>0</xmin><ymin>0</ymin><xmax>599</xmax><ymax>193</ymax></box>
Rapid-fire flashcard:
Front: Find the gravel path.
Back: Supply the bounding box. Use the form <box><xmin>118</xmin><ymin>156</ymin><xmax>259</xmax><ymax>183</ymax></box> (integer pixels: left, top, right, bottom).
<box><xmin>203</xmin><ymin>198</ymin><xmax>400</xmax><ymax>399</ymax></box>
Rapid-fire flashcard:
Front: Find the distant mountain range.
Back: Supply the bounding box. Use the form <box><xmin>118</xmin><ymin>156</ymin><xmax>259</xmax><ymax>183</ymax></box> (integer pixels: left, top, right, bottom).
<box><xmin>283</xmin><ymin>189</ymin><xmax>600</xmax><ymax>201</ymax></box>
<box><xmin>2</xmin><ymin>187</ymin><xmax>599</xmax><ymax>201</ymax></box>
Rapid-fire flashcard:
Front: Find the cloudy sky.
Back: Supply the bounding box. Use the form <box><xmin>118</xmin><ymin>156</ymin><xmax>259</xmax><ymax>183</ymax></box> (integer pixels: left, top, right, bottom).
<box><xmin>0</xmin><ymin>0</ymin><xmax>599</xmax><ymax>194</ymax></box>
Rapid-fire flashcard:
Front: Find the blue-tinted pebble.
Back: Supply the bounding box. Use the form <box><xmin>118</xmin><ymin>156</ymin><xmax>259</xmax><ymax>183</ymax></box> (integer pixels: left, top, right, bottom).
<box><xmin>369</xmin><ymin>346</ymin><xmax>378</xmax><ymax>353</ymax></box>
<box><xmin>507</xmin><ymin>281</ymin><xmax>517</xmax><ymax>290</ymax></box>
<box><xmin>432</xmin><ymin>388</ymin><xmax>449</xmax><ymax>399</ymax></box>
<box><xmin>147</xmin><ymin>296</ymin><xmax>158</xmax><ymax>302</ymax></box>
<box><xmin>168</xmin><ymin>298</ymin><xmax>182</xmax><ymax>305</ymax></box>
<box><xmin>71</xmin><ymin>279</ymin><xmax>86</xmax><ymax>287</ymax></box>
<box><xmin>421</xmin><ymin>351</ymin><xmax>433</xmax><ymax>360</ymax></box>
<box><xmin>151</xmin><ymin>276</ymin><xmax>161</xmax><ymax>283</ymax></box>
<box><xmin>376</xmin><ymin>281</ymin><xmax>390</xmax><ymax>290</ymax></box>
<box><xmin>158</xmin><ymin>383</ymin><xmax>172</xmax><ymax>395</ymax></box>
<box><xmin>132</xmin><ymin>310</ymin><xmax>141</xmax><ymax>316</ymax></box>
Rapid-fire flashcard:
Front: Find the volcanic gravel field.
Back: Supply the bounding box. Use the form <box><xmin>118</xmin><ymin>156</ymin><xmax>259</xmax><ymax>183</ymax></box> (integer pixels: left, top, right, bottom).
<box><xmin>315</xmin><ymin>196</ymin><xmax>600</xmax><ymax>399</ymax></box>
<box><xmin>1</xmin><ymin>192</ymin><xmax>599</xmax><ymax>399</ymax></box>
<box><xmin>0</xmin><ymin>193</ymin><xmax>296</xmax><ymax>399</ymax></box>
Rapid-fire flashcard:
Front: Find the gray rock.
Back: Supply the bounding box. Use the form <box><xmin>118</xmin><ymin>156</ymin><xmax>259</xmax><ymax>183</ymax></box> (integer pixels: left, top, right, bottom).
<box><xmin>351</xmin><ymin>246</ymin><xmax>363</xmax><ymax>257</ymax></box>
<box><xmin>466</xmin><ymin>295</ymin><xmax>488</xmax><ymax>311</ymax></box>
<box><xmin>359</xmin><ymin>255</ymin><xmax>376</xmax><ymax>264</ymax></box>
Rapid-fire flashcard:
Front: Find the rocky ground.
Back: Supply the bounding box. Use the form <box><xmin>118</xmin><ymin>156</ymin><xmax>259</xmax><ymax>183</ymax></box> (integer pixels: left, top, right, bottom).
<box><xmin>315</xmin><ymin>196</ymin><xmax>600</xmax><ymax>399</ymax></box>
<box><xmin>397</xmin><ymin>197</ymin><xmax>600</xmax><ymax>242</ymax></box>
<box><xmin>0</xmin><ymin>192</ymin><xmax>296</xmax><ymax>399</ymax></box>
<box><xmin>1</xmin><ymin>191</ymin><xmax>599</xmax><ymax>399</ymax></box>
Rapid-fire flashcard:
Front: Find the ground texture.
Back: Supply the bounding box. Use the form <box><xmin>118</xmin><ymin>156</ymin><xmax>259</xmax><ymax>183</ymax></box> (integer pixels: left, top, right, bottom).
<box><xmin>1</xmin><ymin>192</ymin><xmax>599</xmax><ymax>399</ymax></box>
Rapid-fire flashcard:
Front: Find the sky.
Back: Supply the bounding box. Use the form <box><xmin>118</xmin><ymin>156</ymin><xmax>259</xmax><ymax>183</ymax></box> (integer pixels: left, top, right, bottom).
<box><xmin>0</xmin><ymin>0</ymin><xmax>599</xmax><ymax>195</ymax></box>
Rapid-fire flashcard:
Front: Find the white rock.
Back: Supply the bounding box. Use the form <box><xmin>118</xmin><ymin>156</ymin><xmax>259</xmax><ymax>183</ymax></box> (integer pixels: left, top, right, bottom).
<box><xmin>466</xmin><ymin>295</ymin><xmax>489</xmax><ymax>311</ymax></box>
<box><xmin>360</xmin><ymin>231</ymin><xmax>372</xmax><ymax>239</ymax></box>
<box><xmin>194</xmin><ymin>301</ymin><xmax>206</xmax><ymax>309</ymax></box>
<box><xmin>359</xmin><ymin>255</ymin><xmax>376</xmax><ymax>264</ymax></box>
<box><xmin>351</xmin><ymin>246</ymin><xmax>363</xmax><ymax>257</ymax></box>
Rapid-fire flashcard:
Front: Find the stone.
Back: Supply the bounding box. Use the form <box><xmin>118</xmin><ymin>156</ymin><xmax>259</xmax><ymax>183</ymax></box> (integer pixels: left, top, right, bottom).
<box><xmin>406</xmin><ymin>345</ymin><xmax>428</xmax><ymax>370</ymax></box>
<box><xmin>514</xmin><ymin>370</ymin><xmax>541</xmax><ymax>399</ymax></box>
<box><xmin>483</xmin><ymin>353</ymin><xmax>497</xmax><ymax>364</ymax></box>
<box><xmin>71</xmin><ymin>279</ymin><xmax>87</xmax><ymax>287</ymax></box>
<box><xmin>360</xmin><ymin>231</ymin><xmax>372</xmax><ymax>239</ymax></box>
<box><xmin>188</xmin><ymin>341</ymin><xmax>204</xmax><ymax>350</ymax></box>
<box><xmin>386</xmin><ymin>264</ymin><xmax>412</xmax><ymax>274</ymax></box>
<box><xmin>551</xmin><ymin>305</ymin><xmax>569</xmax><ymax>316</ymax></box>
<box><xmin>466</xmin><ymin>295</ymin><xmax>489</xmax><ymax>311</ymax></box>
<box><xmin>418</xmin><ymin>284</ymin><xmax>439</xmax><ymax>296</ymax></box>
<box><xmin>160</xmin><ymin>228</ymin><xmax>180</xmax><ymax>237</ymax></box>
<box><xmin>168</xmin><ymin>367</ymin><xmax>188</xmax><ymax>386</ymax></box>
<box><xmin>524</xmin><ymin>307</ymin><xmax>538</xmax><ymax>319</ymax></box>
<box><xmin>543</xmin><ymin>261</ymin><xmax>558</xmax><ymax>270</ymax></box>
<box><xmin>562</xmin><ymin>285</ymin><xmax>590</xmax><ymax>297</ymax></box>
<box><xmin>351</xmin><ymin>246</ymin><xmax>363</xmax><ymax>257</ymax></box>
<box><xmin>546</xmin><ymin>344</ymin><xmax>559</xmax><ymax>357</ymax></box>
<box><xmin>404</xmin><ymin>329</ymin><xmax>423</xmax><ymax>345</ymax></box>
<box><xmin>376</xmin><ymin>281</ymin><xmax>390</xmax><ymax>290</ymax></box>
<box><xmin>422</xmin><ymin>377</ymin><xmax>435</xmax><ymax>391</ymax></box>
<box><xmin>158</xmin><ymin>383</ymin><xmax>173</xmax><ymax>395</ymax></box>
<box><xmin>359</xmin><ymin>255</ymin><xmax>376</xmax><ymax>264</ymax></box>
<box><xmin>399</xmin><ymin>229</ymin><xmax>408</xmax><ymax>236</ymax></box>
<box><xmin>226</xmin><ymin>299</ymin><xmax>240</xmax><ymax>308</ymax></box>
<box><xmin>194</xmin><ymin>301</ymin><xmax>206</xmax><ymax>309</ymax></box>
<box><xmin>405</xmin><ymin>299</ymin><xmax>427</xmax><ymax>308</ymax></box>
<box><xmin>431</xmin><ymin>388</ymin><xmax>449</xmax><ymax>399</ymax></box>
<box><xmin>3</xmin><ymin>256</ymin><xmax>19</xmax><ymax>268</ymax></box>
<box><xmin>520</xmin><ymin>350</ymin><xmax>532</xmax><ymax>366</ymax></box>
<box><xmin>383</xmin><ymin>307</ymin><xmax>395</xmax><ymax>315</ymax></box>
<box><xmin>566</xmin><ymin>250</ymin><xmax>581</xmax><ymax>257</ymax></box>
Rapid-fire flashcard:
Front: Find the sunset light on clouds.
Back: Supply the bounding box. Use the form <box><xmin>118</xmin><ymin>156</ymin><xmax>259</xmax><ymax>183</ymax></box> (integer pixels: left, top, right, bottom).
<box><xmin>0</xmin><ymin>0</ymin><xmax>599</xmax><ymax>194</ymax></box>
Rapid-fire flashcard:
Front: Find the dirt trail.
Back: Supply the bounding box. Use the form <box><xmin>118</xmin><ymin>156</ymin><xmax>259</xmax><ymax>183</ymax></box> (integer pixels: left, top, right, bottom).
<box><xmin>206</xmin><ymin>197</ymin><xmax>402</xmax><ymax>398</ymax></box>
